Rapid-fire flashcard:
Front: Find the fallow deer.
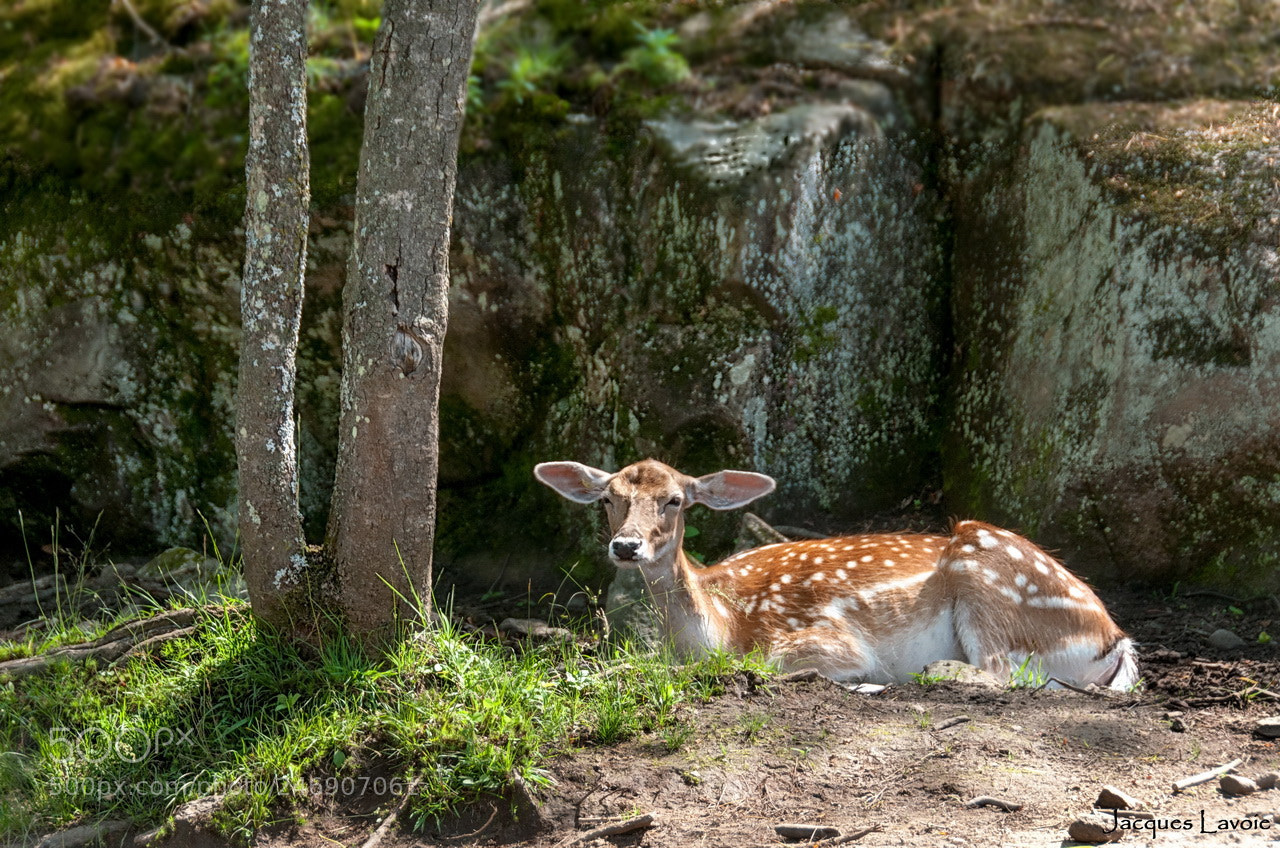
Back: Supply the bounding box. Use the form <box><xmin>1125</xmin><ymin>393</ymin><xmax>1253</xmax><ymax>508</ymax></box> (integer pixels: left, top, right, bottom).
<box><xmin>534</xmin><ymin>459</ymin><xmax>1137</xmax><ymax>690</ymax></box>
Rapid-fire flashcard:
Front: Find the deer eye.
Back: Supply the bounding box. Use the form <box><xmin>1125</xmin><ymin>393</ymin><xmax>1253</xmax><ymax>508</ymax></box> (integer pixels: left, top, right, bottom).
<box><xmin>664</xmin><ymin>496</ymin><xmax>683</xmax><ymax>511</ymax></box>
<box><xmin>601</xmin><ymin>495</ymin><xmax>615</xmax><ymax>507</ymax></box>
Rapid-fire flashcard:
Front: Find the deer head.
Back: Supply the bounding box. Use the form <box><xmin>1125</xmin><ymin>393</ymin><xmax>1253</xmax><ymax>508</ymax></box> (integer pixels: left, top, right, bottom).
<box><xmin>533</xmin><ymin>459</ymin><xmax>776</xmax><ymax>567</ymax></box>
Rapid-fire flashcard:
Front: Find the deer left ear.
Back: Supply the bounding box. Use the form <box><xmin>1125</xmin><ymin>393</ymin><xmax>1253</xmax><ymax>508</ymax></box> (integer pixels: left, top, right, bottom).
<box><xmin>692</xmin><ymin>470</ymin><xmax>776</xmax><ymax>510</ymax></box>
<box><xmin>534</xmin><ymin>461</ymin><xmax>614</xmax><ymax>504</ymax></box>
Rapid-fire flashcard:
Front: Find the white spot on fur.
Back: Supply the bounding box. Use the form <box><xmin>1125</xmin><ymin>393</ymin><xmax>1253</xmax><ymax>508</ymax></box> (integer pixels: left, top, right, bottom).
<box><xmin>861</xmin><ymin>555</ymin><xmax>873</xmax><ymax>563</ymax></box>
<box><xmin>961</xmin><ymin>544</ymin><xmax>976</xmax><ymax>554</ymax></box>
<box><xmin>821</xmin><ymin>597</ymin><xmax>860</xmax><ymax>620</ymax></box>
<box><xmin>998</xmin><ymin>585</ymin><xmax>1021</xmax><ymax>604</ymax></box>
<box><xmin>1006</xmin><ymin>544</ymin><xmax>1024</xmax><ymax>560</ymax></box>
<box><xmin>855</xmin><ymin>570</ymin><xmax>933</xmax><ymax>600</ymax></box>
<box><xmin>1027</xmin><ymin>595</ymin><xmax>1091</xmax><ymax>611</ymax></box>
<box><xmin>1014</xmin><ymin>573</ymin><xmax>1027</xmax><ymax>588</ymax></box>
<box><xmin>780</xmin><ymin>574</ymin><xmax>792</xmax><ymax>584</ymax></box>
<box><xmin>977</xmin><ymin>531</ymin><xmax>998</xmax><ymax>549</ymax></box>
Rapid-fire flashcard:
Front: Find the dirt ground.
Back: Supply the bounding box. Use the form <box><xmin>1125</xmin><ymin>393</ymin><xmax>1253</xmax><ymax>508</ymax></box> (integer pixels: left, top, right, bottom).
<box><xmin>237</xmin><ymin>587</ymin><xmax>1280</xmax><ymax>848</ymax></box>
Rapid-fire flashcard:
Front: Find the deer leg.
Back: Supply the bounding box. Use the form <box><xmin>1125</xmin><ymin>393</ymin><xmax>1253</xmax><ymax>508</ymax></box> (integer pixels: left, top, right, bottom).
<box><xmin>769</xmin><ymin>627</ymin><xmax>878</xmax><ymax>682</ymax></box>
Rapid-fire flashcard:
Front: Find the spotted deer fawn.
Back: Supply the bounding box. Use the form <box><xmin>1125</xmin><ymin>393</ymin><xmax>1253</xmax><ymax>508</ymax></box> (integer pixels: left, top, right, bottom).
<box><xmin>535</xmin><ymin>459</ymin><xmax>1138</xmax><ymax>690</ymax></box>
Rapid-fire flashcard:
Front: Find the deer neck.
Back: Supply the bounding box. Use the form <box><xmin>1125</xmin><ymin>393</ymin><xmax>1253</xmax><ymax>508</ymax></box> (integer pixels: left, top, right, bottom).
<box><xmin>637</xmin><ymin>545</ymin><xmax>727</xmax><ymax>656</ymax></box>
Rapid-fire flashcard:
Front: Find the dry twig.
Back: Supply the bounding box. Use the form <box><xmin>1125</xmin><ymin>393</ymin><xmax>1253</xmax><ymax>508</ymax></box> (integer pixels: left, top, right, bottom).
<box><xmin>826</xmin><ymin>826</ymin><xmax>883</xmax><ymax>845</ymax></box>
<box><xmin>965</xmin><ymin>796</ymin><xmax>1023</xmax><ymax>812</ymax></box>
<box><xmin>559</xmin><ymin>812</ymin><xmax>655</xmax><ymax>847</ymax></box>
<box><xmin>111</xmin><ymin>0</ymin><xmax>172</xmax><ymax>51</ymax></box>
<box><xmin>360</xmin><ymin>776</ymin><xmax>423</xmax><ymax>848</ymax></box>
<box><xmin>1173</xmin><ymin>758</ymin><xmax>1243</xmax><ymax>792</ymax></box>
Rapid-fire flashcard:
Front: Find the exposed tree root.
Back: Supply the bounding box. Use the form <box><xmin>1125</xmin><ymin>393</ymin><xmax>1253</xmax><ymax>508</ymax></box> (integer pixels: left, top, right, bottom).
<box><xmin>0</xmin><ymin>607</ymin><xmax>200</xmax><ymax>679</ymax></box>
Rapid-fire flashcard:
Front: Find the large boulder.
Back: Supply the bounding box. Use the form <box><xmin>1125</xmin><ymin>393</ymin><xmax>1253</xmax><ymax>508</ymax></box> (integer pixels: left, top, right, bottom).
<box><xmin>945</xmin><ymin>101</ymin><xmax>1280</xmax><ymax>587</ymax></box>
<box><xmin>438</xmin><ymin>34</ymin><xmax>943</xmax><ymax>586</ymax></box>
<box><xmin>0</xmin><ymin>212</ymin><xmax>240</xmax><ymax>577</ymax></box>
<box><xmin>2</xmin><ymin>0</ymin><xmax>1277</xmax><ymax>599</ymax></box>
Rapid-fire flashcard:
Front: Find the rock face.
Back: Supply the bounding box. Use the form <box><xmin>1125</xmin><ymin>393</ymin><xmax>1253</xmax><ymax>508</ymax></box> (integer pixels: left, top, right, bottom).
<box><xmin>1</xmin><ymin>0</ymin><xmax>1278</xmax><ymax>596</ymax></box>
<box><xmin>945</xmin><ymin>103</ymin><xmax>1280</xmax><ymax>586</ymax></box>
<box><xmin>442</xmin><ymin>90</ymin><xmax>943</xmax><ymax>581</ymax></box>
<box><xmin>0</xmin><ymin>216</ymin><xmax>240</xmax><ymax>576</ymax></box>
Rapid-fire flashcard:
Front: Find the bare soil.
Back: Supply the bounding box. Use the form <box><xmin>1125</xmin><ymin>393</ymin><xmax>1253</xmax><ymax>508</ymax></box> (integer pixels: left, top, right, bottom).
<box><xmin>239</xmin><ymin>588</ymin><xmax>1280</xmax><ymax>848</ymax></box>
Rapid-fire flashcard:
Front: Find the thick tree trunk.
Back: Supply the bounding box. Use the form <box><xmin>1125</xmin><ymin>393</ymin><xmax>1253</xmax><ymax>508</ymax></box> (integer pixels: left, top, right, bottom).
<box><xmin>236</xmin><ymin>0</ymin><xmax>310</xmax><ymax>629</ymax></box>
<box><xmin>327</xmin><ymin>0</ymin><xmax>480</xmax><ymax>640</ymax></box>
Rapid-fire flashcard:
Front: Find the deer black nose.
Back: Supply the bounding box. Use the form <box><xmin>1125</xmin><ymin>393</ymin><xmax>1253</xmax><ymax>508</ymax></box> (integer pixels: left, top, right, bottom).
<box><xmin>610</xmin><ymin>538</ymin><xmax>641</xmax><ymax>560</ymax></box>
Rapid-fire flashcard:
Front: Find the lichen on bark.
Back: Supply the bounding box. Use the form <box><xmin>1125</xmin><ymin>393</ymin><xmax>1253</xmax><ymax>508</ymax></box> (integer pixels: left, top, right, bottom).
<box><xmin>234</xmin><ymin>0</ymin><xmax>313</xmax><ymax>628</ymax></box>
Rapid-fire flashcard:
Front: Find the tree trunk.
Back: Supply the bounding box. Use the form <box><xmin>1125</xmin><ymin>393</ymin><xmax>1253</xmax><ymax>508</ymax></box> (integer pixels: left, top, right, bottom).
<box><xmin>236</xmin><ymin>0</ymin><xmax>311</xmax><ymax>629</ymax></box>
<box><xmin>327</xmin><ymin>0</ymin><xmax>480</xmax><ymax>641</ymax></box>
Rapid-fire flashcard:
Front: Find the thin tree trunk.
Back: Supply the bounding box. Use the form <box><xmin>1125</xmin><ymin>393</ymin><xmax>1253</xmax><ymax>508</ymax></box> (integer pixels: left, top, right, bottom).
<box><xmin>327</xmin><ymin>0</ymin><xmax>480</xmax><ymax>641</ymax></box>
<box><xmin>236</xmin><ymin>0</ymin><xmax>311</xmax><ymax>629</ymax></box>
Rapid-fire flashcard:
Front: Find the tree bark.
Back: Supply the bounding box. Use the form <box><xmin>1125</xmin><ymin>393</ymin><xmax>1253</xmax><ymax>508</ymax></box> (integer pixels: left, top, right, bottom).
<box><xmin>236</xmin><ymin>0</ymin><xmax>311</xmax><ymax>629</ymax></box>
<box><xmin>327</xmin><ymin>0</ymin><xmax>480</xmax><ymax>641</ymax></box>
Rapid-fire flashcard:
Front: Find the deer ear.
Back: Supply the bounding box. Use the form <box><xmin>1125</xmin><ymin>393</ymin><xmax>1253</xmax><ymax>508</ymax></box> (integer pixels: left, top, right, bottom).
<box><xmin>692</xmin><ymin>470</ymin><xmax>776</xmax><ymax>510</ymax></box>
<box><xmin>534</xmin><ymin>462</ymin><xmax>614</xmax><ymax>504</ymax></box>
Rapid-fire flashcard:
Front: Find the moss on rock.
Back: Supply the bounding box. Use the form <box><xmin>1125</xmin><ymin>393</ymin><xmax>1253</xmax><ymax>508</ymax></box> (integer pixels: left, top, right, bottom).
<box><xmin>945</xmin><ymin>102</ymin><xmax>1280</xmax><ymax>590</ymax></box>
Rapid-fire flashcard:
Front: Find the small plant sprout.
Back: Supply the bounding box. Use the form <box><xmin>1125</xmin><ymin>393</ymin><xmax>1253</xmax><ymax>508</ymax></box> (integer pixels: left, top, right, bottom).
<box><xmin>619</xmin><ymin>23</ymin><xmax>690</xmax><ymax>86</ymax></box>
<box><xmin>1008</xmin><ymin>655</ymin><xmax>1048</xmax><ymax>689</ymax></box>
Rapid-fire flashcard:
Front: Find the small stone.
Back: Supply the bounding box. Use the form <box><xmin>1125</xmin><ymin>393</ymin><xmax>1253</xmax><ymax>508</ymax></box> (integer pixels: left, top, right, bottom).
<box><xmin>1208</xmin><ymin>628</ymin><xmax>1245</xmax><ymax>650</ymax></box>
<box><xmin>34</xmin><ymin>821</ymin><xmax>130</xmax><ymax>848</ymax></box>
<box><xmin>1146</xmin><ymin>648</ymin><xmax>1183</xmax><ymax>662</ymax></box>
<box><xmin>1256</xmin><ymin>772</ymin><xmax>1278</xmax><ymax>790</ymax></box>
<box><xmin>1068</xmin><ymin>813</ymin><xmax>1123</xmax><ymax>843</ymax></box>
<box><xmin>498</xmin><ymin>618</ymin><xmax>573</xmax><ymax>643</ymax></box>
<box><xmin>1169</xmin><ymin>716</ymin><xmax>1188</xmax><ymax>733</ymax></box>
<box><xmin>1220</xmin><ymin>774</ymin><xmax>1259</xmax><ymax>796</ymax></box>
<box><xmin>1254</xmin><ymin>716</ymin><xmax>1280</xmax><ymax>738</ymax></box>
<box><xmin>775</xmin><ymin>824</ymin><xmax>841</xmax><ymax>842</ymax></box>
<box><xmin>917</xmin><ymin>660</ymin><xmax>1002</xmax><ymax>688</ymax></box>
<box><xmin>1095</xmin><ymin>785</ymin><xmax>1141</xmax><ymax>810</ymax></box>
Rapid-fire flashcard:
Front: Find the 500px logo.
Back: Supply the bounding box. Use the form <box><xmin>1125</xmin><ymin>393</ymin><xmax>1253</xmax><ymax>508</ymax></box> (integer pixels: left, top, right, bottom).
<box><xmin>47</xmin><ymin>725</ymin><xmax>196</xmax><ymax>765</ymax></box>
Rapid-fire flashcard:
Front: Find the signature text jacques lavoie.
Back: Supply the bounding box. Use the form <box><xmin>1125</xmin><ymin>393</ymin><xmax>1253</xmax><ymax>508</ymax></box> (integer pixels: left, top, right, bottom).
<box><xmin>1104</xmin><ymin>809</ymin><xmax>1272</xmax><ymax>835</ymax></box>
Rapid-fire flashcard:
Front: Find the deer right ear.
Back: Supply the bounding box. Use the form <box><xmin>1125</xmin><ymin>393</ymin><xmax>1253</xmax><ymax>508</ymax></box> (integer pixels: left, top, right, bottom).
<box><xmin>692</xmin><ymin>470</ymin><xmax>776</xmax><ymax>510</ymax></box>
<box><xmin>534</xmin><ymin>462</ymin><xmax>614</xmax><ymax>504</ymax></box>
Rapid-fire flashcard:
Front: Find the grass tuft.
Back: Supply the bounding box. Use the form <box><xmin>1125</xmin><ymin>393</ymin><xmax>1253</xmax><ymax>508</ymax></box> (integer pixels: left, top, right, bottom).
<box><xmin>0</xmin><ymin>599</ymin><xmax>772</xmax><ymax>842</ymax></box>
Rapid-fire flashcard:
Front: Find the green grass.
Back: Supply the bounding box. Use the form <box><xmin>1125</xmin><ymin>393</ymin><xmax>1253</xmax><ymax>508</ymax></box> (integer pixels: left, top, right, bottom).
<box><xmin>1007</xmin><ymin>654</ymin><xmax>1048</xmax><ymax>689</ymax></box>
<box><xmin>0</xmin><ymin>598</ymin><xmax>773</xmax><ymax>844</ymax></box>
